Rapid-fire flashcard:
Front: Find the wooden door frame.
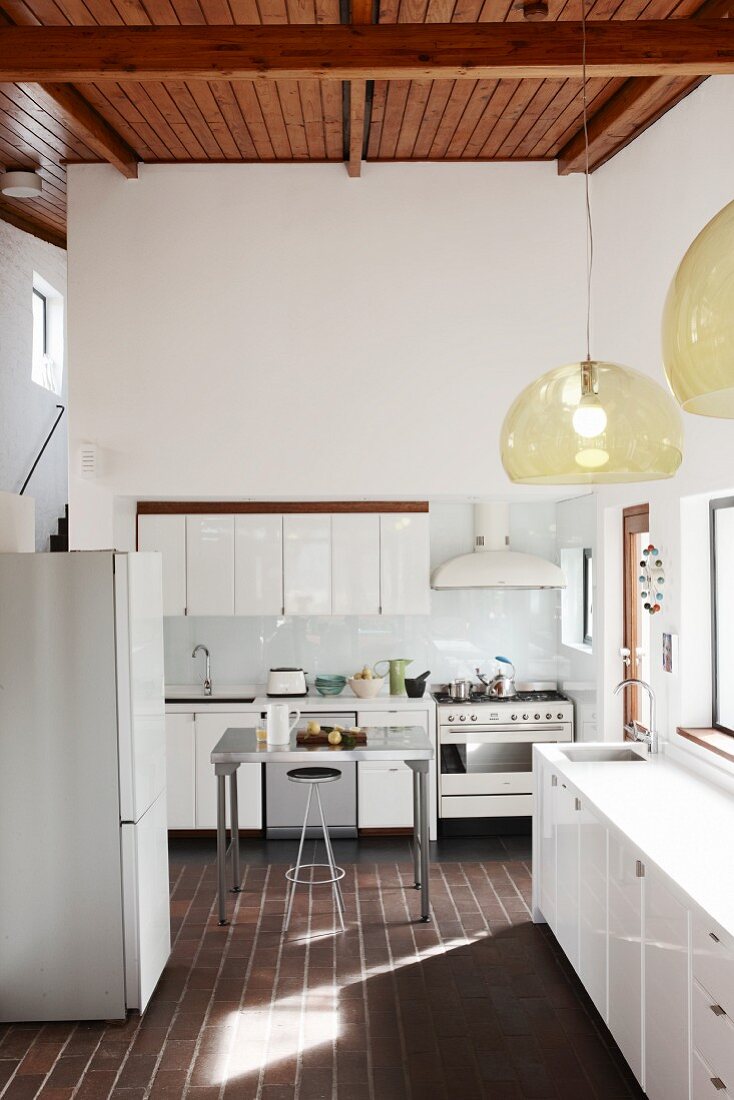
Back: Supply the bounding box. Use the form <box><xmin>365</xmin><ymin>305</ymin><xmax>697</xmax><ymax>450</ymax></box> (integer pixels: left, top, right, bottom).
<box><xmin>622</xmin><ymin>503</ymin><xmax>650</xmax><ymax>730</ymax></box>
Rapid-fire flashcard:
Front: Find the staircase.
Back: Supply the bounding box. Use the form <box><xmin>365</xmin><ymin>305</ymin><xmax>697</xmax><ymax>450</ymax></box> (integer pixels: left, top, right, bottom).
<box><xmin>49</xmin><ymin>504</ymin><xmax>68</xmax><ymax>552</ymax></box>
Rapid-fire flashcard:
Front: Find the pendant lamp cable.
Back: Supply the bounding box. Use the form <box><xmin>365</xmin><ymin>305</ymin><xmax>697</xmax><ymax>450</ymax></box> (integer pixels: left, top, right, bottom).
<box><xmin>581</xmin><ymin>0</ymin><xmax>593</xmax><ymax>364</ymax></box>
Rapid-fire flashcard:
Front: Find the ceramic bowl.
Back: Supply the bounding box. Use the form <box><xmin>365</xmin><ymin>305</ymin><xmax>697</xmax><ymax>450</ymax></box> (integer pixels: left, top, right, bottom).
<box><xmin>347</xmin><ymin>676</ymin><xmax>385</xmax><ymax>699</ymax></box>
<box><xmin>315</xmin><ymin>683</ymin><xmax>345</xmax><ymax>696</ymax></box>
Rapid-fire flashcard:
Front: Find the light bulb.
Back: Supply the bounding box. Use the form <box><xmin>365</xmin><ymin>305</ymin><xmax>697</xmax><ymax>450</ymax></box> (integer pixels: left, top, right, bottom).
<box><xmin>572</xmin><ymin>394</ymin><xmax>608</xmax><ymax>437</ymax></box>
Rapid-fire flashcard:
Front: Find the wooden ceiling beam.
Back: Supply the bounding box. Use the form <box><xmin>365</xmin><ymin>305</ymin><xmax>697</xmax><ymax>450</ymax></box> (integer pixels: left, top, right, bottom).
<box><xmin>345</xmin><ymin>0</ymin><xmax>373</xmax><ymax>179</ymax></box>
<box><xmin>1</xmin><ymin>22</ymin><xmax>734</xmax><ymax>83</ymax></box>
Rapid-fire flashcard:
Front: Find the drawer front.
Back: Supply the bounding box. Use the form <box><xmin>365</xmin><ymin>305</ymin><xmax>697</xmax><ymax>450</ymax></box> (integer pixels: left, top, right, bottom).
<box><xmin>694</xmin><ymin>979</ymin><xmax>734</xmax><ymax>1088</ymax></box>
<box><xmin>440</xmin><ymin>794</ymin><xmax>533</xmax><ymax>819</ymax></box>
<box><xmin>441</xmin><ymin>771</ymin><xmax>533</xmax><ymax>797</ymax></box>
<box><xmin>693</xmin><ymin>914</ymin><xmax>734</xmax><ymax>1021</ymax></box>
<box><xmin>693</xmin><ymin>1049</ymin><xmax>732</xmax><ymax>1099</ymax></box>
<box><xmin>358</xmin><ymin>761</ymin><xmax>413</xmax><ymax>829</ymax></box>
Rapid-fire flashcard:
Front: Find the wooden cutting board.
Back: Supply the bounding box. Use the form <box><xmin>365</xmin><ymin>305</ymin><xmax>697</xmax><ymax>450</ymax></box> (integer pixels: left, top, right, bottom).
<box><xmin>296</xmin><ymin>730</ymin><xmax>367</xmax><ymax>745</ymax></box>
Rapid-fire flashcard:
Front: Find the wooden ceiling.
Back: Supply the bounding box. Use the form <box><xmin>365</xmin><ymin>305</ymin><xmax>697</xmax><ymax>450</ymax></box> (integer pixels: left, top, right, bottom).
<box><xmin>0</xmin><ymin>0</ymin><xmax>725</xmax><ymax>247</ymax></box>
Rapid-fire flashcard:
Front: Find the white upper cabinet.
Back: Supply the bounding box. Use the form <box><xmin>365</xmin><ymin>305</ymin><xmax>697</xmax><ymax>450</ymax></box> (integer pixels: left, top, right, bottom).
<box><xmin>186</xmin><ymin>515</ymin><xmax>235</xmax><ymax>616</ymax></box>
<box><xmin>332</xmin><ymin>513</ymin><xmax>381</xmax><ymax>616</ymax></box>
<box><xmin>137</xmin><ymin>514</ymin><xmax>186</xmax><ymax>616</ymax></box>
<box><xmin>283</xmin><ymin>514</ymin><xmax>332</xmax><ymax>615</ymax></box>
<box><xmin>234</xmin><ymin>514</ymin><xmax>283</xmax><ymax>616</ymax></box>
<box><xmin>379</xmin><ymin>513</ymin><xmax>430</xmax><ymax>615</ymax></box>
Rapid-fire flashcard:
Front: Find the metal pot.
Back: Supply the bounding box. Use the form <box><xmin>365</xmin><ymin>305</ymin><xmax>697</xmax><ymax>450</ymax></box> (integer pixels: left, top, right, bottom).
<box><xmin>448</xmin><ymin>678</ymin><xmax>473</xmax><ymax>701</ymax></box>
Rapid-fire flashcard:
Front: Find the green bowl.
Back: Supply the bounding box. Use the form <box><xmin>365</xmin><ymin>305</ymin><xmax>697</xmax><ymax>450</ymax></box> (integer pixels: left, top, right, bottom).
<box><xmin>315</xmin><ymin>683</ymin><xmax>345</xmax><ymax>696</ymax></box>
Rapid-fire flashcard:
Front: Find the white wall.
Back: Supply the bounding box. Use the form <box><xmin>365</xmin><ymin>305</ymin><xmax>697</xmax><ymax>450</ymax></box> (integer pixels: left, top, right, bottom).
<box><xmin>66</xmin><ymin>161</ymin><xmax>586</xmax><ymax>548</ymax></box>
<box><xmin>591</xmin><ymin>77</ymin><xmax>734</xmax><ymax>773</ymax></box>
<box><xmin>163</xmin><ymin>501</ymin><xmax>561</xmax><ymax>688</ymax></box>
<box><xmin>0</xmin><ymin>220</ymin><xmax>67</xmax><ymax>550</ymax></box>
<box><xmin>556</xmin><ymin>493</ymin><xmax>598</xmax><ymax>735</ymax></box>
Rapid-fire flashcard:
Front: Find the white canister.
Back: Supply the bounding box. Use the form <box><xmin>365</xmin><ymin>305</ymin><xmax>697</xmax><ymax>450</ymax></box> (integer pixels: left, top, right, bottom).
<box><xmin>266</xmin><ymin>703</ymin><xmax>300</xmax><ymax>745</ymax></box>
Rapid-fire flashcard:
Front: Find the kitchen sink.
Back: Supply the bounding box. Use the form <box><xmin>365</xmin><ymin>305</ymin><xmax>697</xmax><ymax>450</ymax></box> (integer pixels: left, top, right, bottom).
<box><xmin>561</xmin><ymin>746</ymin><xmax>647</xmax><ymax>762</ymax></box>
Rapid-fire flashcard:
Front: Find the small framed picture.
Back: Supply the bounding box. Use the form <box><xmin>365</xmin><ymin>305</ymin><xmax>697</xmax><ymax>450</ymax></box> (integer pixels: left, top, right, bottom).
<box><xmin>662</xmin><ymin>632</ymin><xmax>678</xmax><ymax>675</ymax></box>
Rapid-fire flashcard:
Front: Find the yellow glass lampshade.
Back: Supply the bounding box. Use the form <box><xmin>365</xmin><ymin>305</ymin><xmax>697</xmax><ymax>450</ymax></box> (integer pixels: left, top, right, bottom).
<box><xmin>662</xmin><ymin>199</ymin><xmax>734</xmax><ymax>417</ymax></box>
<box><xmin>500</xmin><ymin>360</ymin><xmax>683</xmax><ymax>485</ymax></box>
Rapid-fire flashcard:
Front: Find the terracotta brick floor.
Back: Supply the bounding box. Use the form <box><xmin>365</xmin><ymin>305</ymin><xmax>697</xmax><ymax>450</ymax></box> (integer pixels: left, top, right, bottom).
<box><xmin>0</xmin><ymin>838</ymin><xmax>644</xmax><ymax>1100</ymax></box>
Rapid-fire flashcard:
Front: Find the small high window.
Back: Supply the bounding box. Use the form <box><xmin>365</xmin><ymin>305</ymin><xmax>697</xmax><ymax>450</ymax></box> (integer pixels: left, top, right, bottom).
<box><xmin>31</xmin><ymin>274</ymin><xmax>63</xmax><ymax>395</ymax></box>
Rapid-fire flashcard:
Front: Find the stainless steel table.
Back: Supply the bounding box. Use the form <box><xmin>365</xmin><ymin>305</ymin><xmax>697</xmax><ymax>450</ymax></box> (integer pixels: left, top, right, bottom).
<box><xmin>211</xmin><ymin>725</ymin><xmax>434</xmax><ymax>926</ymax></box>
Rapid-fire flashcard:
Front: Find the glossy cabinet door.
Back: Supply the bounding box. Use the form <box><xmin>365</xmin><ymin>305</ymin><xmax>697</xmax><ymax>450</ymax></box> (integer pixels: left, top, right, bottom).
<box><xmin>379</xmin><ymin>513</ymin><xmax>430</xmax><ymax>615</ymax></box>
<box><xmin>578</xmin><ymin>796</ymin><xmax>608</xmax><ymax>1019</ymax></box>
<box><xmin>608</xmin><ymin>833</ymin><xmax>645</xmax><ymax>1088</ymax></box>
<box><xmin>137</xmin><ymin>514</ymin><xmax>187</xmax><ymax>616</ymax></box>
<box><xmin>645</xmin><ymin>865</ymin><xmax>690</xmax><ymax>1100</ymax></box>
<box><xmin>165</xmin><ymin>713</ymin><xmax>195</xmax><ymax>829</ymax></box>
<box><xmin>538</xmin><ymin>763</ymin><xmax>558</xmax><ymax>932</ymax></box>
<box><xmin>555</xmin><ymin>779</ymin><xmax>580</xmax><ymax>969</ymax></box>
<box><xmin>186</xmin><ymin>515</ymin><xmax>235</xmax><ymax>616</ymax></box>
<box><xmin>283</xmin><ymin>515</ymin><xmax>331</xmax><ymax>615</ymax></box>
<box><xmin>358</xmin><ymin>761</ymin><xmax>414</xmax><ymax>828</ymax></box>
<box><xmin>332</xmin><ymin>513</ymin><xmax>381</xmax><ymax>615</ymax></box>
<box><xmin>234</xmin><ymin>514</ymin><xmax>283</xmax><ymax>615</ymax></box>
<box><xmin>194</xmin><ymin>712</ymin><xmax>262</xmax><ymax>829</ymax></box>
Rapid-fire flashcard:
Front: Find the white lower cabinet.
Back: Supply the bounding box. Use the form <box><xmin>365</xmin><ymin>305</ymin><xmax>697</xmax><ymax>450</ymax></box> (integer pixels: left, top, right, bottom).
<box><xmin>538</xmin><ymin>763</ymin><xmax>558</xmax><ymax>933</ymax></box>
<box><xmin>608</xmin><ymin>832</ymin><xmax>644</xmax><ymax>1088</ymax></box>
<box><xmin>578</xmin><ymin>796</ymin><xmax>608</xmax><ymax>1019</ymax></box>
<box><xmin>692</xmin><ymin>914</ymin><xmax>734</xmax><ymax>1099</ymax></box>
<box><xmin>165</xmin><ymin>713</ymin><xmax>196</xmax><ymax>829</ymax></box>
<box><xmin>358</xmin><ymin>761</ymin><xmax>414</xmax><ymax>828</ymax></box>
<box><xmin>555</xmin><ymin>779</ymin><xmax>580</xmax><ymax>969</ymax></box>
<box><xmin>645</xmin><ymin>865</ymin><xmax>690</xmax><ymax>1100</ymax></box>
<box><xmin>194</xmin><ymin>712</ymin><xmax>262</xmax><ymax>829</ymax></box>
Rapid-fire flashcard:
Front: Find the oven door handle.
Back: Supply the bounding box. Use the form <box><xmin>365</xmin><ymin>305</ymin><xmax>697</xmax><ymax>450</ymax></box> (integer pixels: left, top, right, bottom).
<box><xmin>440</xmin><ymin>725</ymin><xmax>567</xmax><ymax>744</ymax></box>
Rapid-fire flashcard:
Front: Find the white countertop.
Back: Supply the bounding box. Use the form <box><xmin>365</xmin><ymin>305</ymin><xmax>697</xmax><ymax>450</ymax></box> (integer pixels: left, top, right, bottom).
<box><xmin>165</xmin><ymin>684</ymin><xmax>435</xmax><ymax>711</ymax></box>
<box><xmin>211</xmin><ymin>725</ymin><xmax>433</xmax><ymax>764</ymax></box>
<box><xmin>537</xmin><ymin>742</ymin><xmax>734</xmax><ymax>937</ymax></box>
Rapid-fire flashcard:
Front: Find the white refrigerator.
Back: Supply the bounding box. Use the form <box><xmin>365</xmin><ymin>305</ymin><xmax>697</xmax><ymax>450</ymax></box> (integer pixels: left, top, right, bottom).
<box><xmin>0</xmin><ymin>551</ymin><xmax>171</xmax><ymax>1022</ymax></box>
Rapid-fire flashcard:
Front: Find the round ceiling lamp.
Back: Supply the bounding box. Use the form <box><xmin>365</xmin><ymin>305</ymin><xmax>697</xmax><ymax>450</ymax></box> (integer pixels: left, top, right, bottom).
<box><xmin>501</xmin><ymin>359</ymin><xmax>683</xmax><ymax>485</ymax></box>
<box><xmin>0</xmin><ymin>170</ymin><xmax>43</xmax><ymax>198</ymax></box>
<box><xmin>499</xmin><ymin>0</ymin><xmax>683</xmax><ymax>486</ymax></box>
<box><xmin>662</xmin><ymin>199</ymin><xmax>734</xmax><ymax>417</ymax></box>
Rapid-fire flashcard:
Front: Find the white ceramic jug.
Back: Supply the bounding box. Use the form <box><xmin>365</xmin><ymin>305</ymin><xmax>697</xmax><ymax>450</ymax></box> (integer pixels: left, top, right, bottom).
<box><xmin>266</xmin><ymin>703</ymin><xmax>300</xmax><ymax>745</ymax></box>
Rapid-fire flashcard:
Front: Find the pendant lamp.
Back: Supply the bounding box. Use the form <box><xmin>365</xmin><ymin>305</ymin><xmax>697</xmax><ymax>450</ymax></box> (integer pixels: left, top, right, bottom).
<box><xmin>662</xmin><ymin>199</ymin><xmax>734</xmax><ymax>417</ymax></box>
<box><xmin>499</xmin><ymin>0</ymin><xmax>683</xmax><ymax>486</ymax></box>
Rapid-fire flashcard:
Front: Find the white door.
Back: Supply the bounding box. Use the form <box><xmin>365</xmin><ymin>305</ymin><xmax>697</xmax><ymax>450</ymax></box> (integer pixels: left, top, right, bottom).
<box><xmin>165</xmin><ymin>713</ymin><xmax>196</xmax><ymax>829</ymax></box>
<box><xmin>358</xmin><ymin>761</ymin><xmax>414</xmax><ymax>828</ymax></box>
<box><xmin>235</xmin><ymin>514</ymin><xmax>284</xmax><ymax>615</ymax></box>
<box><xmin>578</xmin><ymin>796</ymin><xmax>608</xmax><ymax>1020</ymax></box>
<box><xmin>283</xmin><ymin>514</ymin><xmax>331</xmax><ymax>615</ymax></box>
<box><xmin>121</xmin><ymin>790</ymin><xmax>171</xmax><ymax>1013</ymax></box>
<box><xmin>186</xmin><ymin>515</ymin><xmax>235</xmax><ymax>616</ymax></box>
<box><xmin>645</xmin><ymin>865</ymin><xmax>689</xmax><ymax>1100</ymax></box>
<box><xmin>332</xmin><ymin>513</ymin><xmax>381</xmax><ymax>615</ymax></box>
<box><xmin>555</xmin><ymin>779</ymin><xmax>580</xmax><ymax>970</ymax></box>
<box><xmin>137</xmin><ymin>514</ymin><xmax>186</xmax><ymax>616</ymax></box>
<box><xmin>608</xmin><ymin>833</ymin><xmax>645</xmax><ymax>1088</ymax></box>
<box><xmin>380</xmin><ymin>513</ymin><xmax>430</xmax><ymax>615</ymax></box>
<box><xmin>115</xmin><ymin>553</ymin><xmax>167</xmax><ymax>824</ymax></box>
<box><xmin>194</xmin><ymin>712</ymin><xmax>263</xmax><ymax>829</ymax></box>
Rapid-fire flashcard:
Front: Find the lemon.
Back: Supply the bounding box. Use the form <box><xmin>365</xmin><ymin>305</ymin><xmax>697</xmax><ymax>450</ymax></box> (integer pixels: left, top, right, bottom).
<box><xmin>306</xmin><ymin>720</ymin><xmax>321</xmax><ymax>734</ymax></box>
<box><xmin>327</xmin><ymin>730</ymin><xmax>342</xmax><ymax>746</ymax></box>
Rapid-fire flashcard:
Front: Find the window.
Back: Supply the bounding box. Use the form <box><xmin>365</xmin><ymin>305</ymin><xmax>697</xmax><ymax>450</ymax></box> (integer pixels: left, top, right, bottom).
<box><xmin>583</xmin><ymin>548</ymin><xmax>593</xmax><ymax>645</ymax></box>
<box><xmin>711</xmin><ymin>496</ymin><xmax>734</xmax><ymax>734</ymax></box>
<box><xmin>31</xmin><ymin>274</ymin><xmax>63</xmax><ymax>395</ymax></box>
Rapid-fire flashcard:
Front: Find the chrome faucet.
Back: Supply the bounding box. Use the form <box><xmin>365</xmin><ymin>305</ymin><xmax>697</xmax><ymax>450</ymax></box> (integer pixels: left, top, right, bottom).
<box><xmin>613</xmin><ymin>677</ymin><xmax>658</xmax><ymax>754</ymax></box>
<box><xmin>192</xmin><ymin>645</ymin><xmax>212</xmax><ymax>696</ymax></box>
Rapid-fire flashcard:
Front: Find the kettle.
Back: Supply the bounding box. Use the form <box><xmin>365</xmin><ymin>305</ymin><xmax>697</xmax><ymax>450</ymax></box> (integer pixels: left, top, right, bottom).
<box><xmin>476</xmin><ymin>655</ymin><xmax>517</xmax><ymax>699</ymax></box>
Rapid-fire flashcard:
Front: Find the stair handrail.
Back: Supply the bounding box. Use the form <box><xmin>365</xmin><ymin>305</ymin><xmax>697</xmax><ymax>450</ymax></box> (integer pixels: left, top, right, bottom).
<box><xmin>19</xmin><ymin>404</ymin><xmax>65</xmax><ymax>496</ymax></box>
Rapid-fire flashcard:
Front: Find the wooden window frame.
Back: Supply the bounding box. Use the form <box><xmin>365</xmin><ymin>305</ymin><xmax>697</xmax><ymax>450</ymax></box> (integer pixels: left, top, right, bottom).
<box><xmin>710</xmin><ymin>495</ymin><xmax>734</xmax><ymax>738</ymax></box>
<box><xmin>622</xmin><ymin>504</ymin><xmax>649</xmax><ymax>730</ymax></box>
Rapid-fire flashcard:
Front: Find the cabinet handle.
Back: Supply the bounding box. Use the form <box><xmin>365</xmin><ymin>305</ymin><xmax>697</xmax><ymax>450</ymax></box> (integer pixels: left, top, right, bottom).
<box><xmin>711</xmin><ymin>1078</ymin><xmax>727</xmax><ymax>1091</ymax></box>
<box><xmin>574</xmin><ymin>797</ymin><xmax>582</xmax><ymax>811</ymax></box>
<box><xmin>711</xmin><ymin>1004</ymin><xmax>727</xmax><ymax>1017</ymax></box>
<box><xmin>551</xmin><ymin>775</ymin><xmax>558</xmax><ymax>787</ymax></box>
<box><xmin>635</xmin><ymin>860</ymin><xmax>645</xmax><ymax>878</ymax></box>
<box><xmin>710</xmin><ymin>931</ymin><xmax>721</xmax><ymax>943</ymax></box>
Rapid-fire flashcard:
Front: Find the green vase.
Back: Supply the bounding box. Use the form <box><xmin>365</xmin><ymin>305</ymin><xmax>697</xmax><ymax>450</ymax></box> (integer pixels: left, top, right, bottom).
<box><xmin>373</xmin><ymin>658</ymin><xmax>413</xmax><ymax>696</ymax></box>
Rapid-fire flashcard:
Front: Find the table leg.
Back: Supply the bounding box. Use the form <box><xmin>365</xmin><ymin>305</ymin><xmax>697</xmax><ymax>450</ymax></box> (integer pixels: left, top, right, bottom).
<box><xmin>412</xmin><ymin>770</ymin><xmax>421</xmax><ymax>889</ymax></box>
<box><xmin>216</xmin><ymin>772</ymin><xmax>228</xmax><ymax>925</ymax></box>
<box><xmin>229</xmin><ymin>771</ymin><xmax>241</xmax><ymax>893</ymax></box>
<box><xmin>419</xmin><ymin>766</ymin><xmax>430</xmax><ymax>922</ymax></box>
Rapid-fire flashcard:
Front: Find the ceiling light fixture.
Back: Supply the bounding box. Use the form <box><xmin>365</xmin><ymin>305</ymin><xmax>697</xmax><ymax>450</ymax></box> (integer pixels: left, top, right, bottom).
<box><xmin>662</xmin><ymin>199</ymin><xmax>734</xmax><ymax>417</ymax></box>
<box><xmin>0</xmin><ymin>170</ymin><xmax>43</xmax><ymax>198</ymax></box>
<box><xmin>499</xmin><ymin>0</ymin><xmax>683</xmax><ymax>485</ymax></box>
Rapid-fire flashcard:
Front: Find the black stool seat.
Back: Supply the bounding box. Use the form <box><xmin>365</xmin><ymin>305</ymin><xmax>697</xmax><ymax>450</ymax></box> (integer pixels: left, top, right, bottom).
<box><xmin>287</xmin><ymin>766</ymin><xmax>341</xmax><ymax>782</ymax></box>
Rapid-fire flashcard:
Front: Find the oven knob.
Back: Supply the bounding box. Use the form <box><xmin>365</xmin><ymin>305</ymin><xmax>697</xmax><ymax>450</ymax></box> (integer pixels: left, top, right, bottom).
<box><xmin>546</xmin><ymin>713</ymin><xmax>552</xmax><ymax>720</ymax></box>
<box><xmin>470</xmin><ymin>714</ymin><xmax>478</xmax><ymax>721</ymax></box>
<box><xmin>459</xmin><ymin>714</ymin><xmax>467</xmax><ymax>722</ymax></box>
<box><xmin>511</xmin><ymin>714</ymin><xmax>517</xmax><ymax>721</ymax></box>
<box><xmin>522</xmin><ymin>713</ymin><xmax>529</xmax><ymax>721</ymax></box>
<box><xmin>534</xmin><ymin>713</ymin><xmax>540</xmax><ymax>720</ymax></box>
<box><xmin>557</xmin><ymin>712</ymin><xmax>563</xmax><ymax>720</ymax></box>
<box><xmin>448</xmin><ymin>715</ymin><xmax>455</xmax><ymax>722</ymax></box>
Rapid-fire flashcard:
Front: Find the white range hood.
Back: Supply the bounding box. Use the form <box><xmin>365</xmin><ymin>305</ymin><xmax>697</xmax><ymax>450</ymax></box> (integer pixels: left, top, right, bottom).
<box><xmin>431</xmin><ymin>502</ymin><xmax>566</xmax><ymax>591</ymax></box>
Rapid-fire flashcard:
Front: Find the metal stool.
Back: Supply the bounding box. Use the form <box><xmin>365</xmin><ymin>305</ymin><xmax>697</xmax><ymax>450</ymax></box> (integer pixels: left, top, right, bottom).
<box><xmin>282</xmin><ymin>767</ymin><xmax>345</xmax><ymax>933</ymax></box>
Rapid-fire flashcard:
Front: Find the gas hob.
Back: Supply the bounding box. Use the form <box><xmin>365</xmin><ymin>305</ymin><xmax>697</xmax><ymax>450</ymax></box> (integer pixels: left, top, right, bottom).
<box><xmin>434</xmin><ymin>689</ymin><xmax>573</xmax><ymax>728</ymax></box>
